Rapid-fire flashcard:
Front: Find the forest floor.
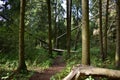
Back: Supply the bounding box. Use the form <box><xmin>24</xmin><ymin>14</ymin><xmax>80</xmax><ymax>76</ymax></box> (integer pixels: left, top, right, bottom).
<box><xmin>29</xmin><ymin>56</ymin><xmax>65</xmax><ymax>80</ymax></box>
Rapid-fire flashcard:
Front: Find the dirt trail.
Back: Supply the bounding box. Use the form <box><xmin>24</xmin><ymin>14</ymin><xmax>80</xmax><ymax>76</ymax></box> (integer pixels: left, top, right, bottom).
<box><xmin>29</xmin><ymin>56</ymin><xmax>65</xmax><ymax>80</ymax></box>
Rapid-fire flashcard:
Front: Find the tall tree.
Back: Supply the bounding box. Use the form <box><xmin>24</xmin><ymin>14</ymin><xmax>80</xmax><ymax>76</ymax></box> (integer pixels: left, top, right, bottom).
<box><xmin>74</xmin><ymin>0</ymin><xmax>81</xmax><ymax>50</ymax></box>
<box><xmin>115</xmin><ymin>0</ymin><xmax>120</xmax><ymax>68</ymax></box>
<box><xmin>81</xmin><ymin>0</ymin><xmax>90</xmax><ymax>65</ymax></box>
<box><xmin>53</xmin><ymin>0</ymin><xmax>57</xmax><ymax>48</ymax></box>
<box><xmin>103</xmin><ymin>0</ymin><xmax>109</xmax><ymax>60</ymax></box>
<box><xmin>17</xmin><ymin>0</ymin><xmax>27</xmax><ymax>71</ymax></box>
<box><xmin>99</xmin><ymin>0</ymin><xmax>104</xmax><ymax>61</ymax></box>
<box><xmin>47</xmin><ymin>0</ymin><xmax>52</xmax><ymax>57</ymax></box>
<box><xmin>67</xmin><ymin>0</ymin><xmax>72</xmax><ymax>55</ymax></box>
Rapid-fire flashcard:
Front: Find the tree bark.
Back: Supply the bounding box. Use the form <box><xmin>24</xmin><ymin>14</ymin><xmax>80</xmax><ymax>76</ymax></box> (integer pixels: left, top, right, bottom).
<box><xmin>103</xmin><ymin>0</ymin><xmax>109</xmax><ymax>60</ymax></box>
<box><xmin>63</xmin><ymin>65</ymin><xmax>120</xmax><ymax>80</ymax></box>
<box><xmin>74</xmin><ymin>6</ymin><xmax>81</xmax><ymax>50</ymax></box>
<box><xmin>81</xmin><ymin>0</ymin><xmax>90</xmax><ymax>65</ymax></box>
<box><xmin>99</xmin><ymin>0</ymin><xmax>104</xmax><ymax>61</ymax></box>
<box><xmin>53</xmin><ymin>0</ymin><xmax>57</xmax><ymax>48</ymax></box>
<box><xmin>66</xmin><ymin>0</ymin><xmax>72</xmax><ymax>55</ymax></box>
<box><xmin>74</xmin><ymin>28</ymin><xmax>80</xmax><ymax>50</ymax></box>
<box><xmin>47</xmin><ymin>0</ymin><xmax>52</xmax><ymax>57</ymax></box>
<box><xmin>17</xmin><ymin>0</ymin><xmax>27</xmax><ymax>71</ymax></box>
<box><xmin>115</xmin><ymin>0</ymin><xmax>120</xmax><ymax>68</ymax></box>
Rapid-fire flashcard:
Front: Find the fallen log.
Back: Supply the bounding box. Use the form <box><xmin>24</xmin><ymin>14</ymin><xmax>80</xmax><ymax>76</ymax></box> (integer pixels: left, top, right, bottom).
<box><xmin>63</xmin><ymin>65</ymin><xmax>120</xmax><ymax>80</ymax></box>
<box><xmin>43</xmin><ymin>46</ymin><xmax>78</xmax><ymax>53</ymax></box>
<box><xmin>52</xmin><ymin>48</ymin><xmax>78</xmax><ymax>53</ymax></box>
<box><xmin>25</xmin><ymin>30</ymin><xmax>48</xmax><ymax>45</ymax></box>
<box><xmin>56</xmin><ymin>23</ymin><xmax>82</xmax><ymax>40</ymax></box>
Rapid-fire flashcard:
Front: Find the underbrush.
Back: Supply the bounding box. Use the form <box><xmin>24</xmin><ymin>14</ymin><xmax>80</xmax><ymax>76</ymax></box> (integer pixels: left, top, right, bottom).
<box><xmin>0</xmin><ymin>70</ymin><xmax>34</xmax><ymax>80</ymax></box>
<box><xmin>51</xmin><ymin>46</ymin><xmax>115</xmax><ymax>80</ymax></box>
<box><xmin>0</xmin><ymin>42</ymin><xmax>116</xmax><ymax>80</ymax></box>
<box><xmin>0</xmin><ymin>47</ymin><xmax>54</xmax><ymax>80</ymax></box>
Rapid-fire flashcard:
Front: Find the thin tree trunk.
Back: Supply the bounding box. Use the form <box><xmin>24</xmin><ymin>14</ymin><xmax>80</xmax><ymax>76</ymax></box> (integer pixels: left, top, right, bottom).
<box><xmin>115</xmin><ymin>0</ymin><xmax>120</xmax><ymax>68</ymax></box>
<box><xmin>47</xmin><ymin>0</ymin><xmax>52</xmax><ymax>57</ymax></box>
<box><xmin>67</xmin><ymin>0</ymin><xmax>72</xmax><ymax>55</ymax></box>
<box><xmin>17</xmin><ymin>0</ymin><xmax>27</xmax><ymax>71</ymax></box>
<box><xmin>76</xmin><ymin>6</ymin><xmax>79</xmax><ymax>26</ymax></box>
<box><xmin>81</xmin><ymin>0</ymin><xmax>90</xmax><ymax>65</ymax></box>
<box><xmin>99</xmin><ymin>0</ymin><xmax>104</xmax><ymax>61</ymax></box>
<box><xmin>53</xmin><ymin>0</ymin><xmax>57</xmax><ymax>48</ymax></box>
<box><xmin>103</xmin><ymin>0</ymin><xmax>109</xmax><ymax>60</ymax></box>
<box><xmin>74</xmin><ymin>6</ymin><xmax>80</xmax><ymax>50</ymax></box>
<box><xmin>74</xmin><ymin>28</ymin><xmax>80</xmax><ymax>50</ymax></box>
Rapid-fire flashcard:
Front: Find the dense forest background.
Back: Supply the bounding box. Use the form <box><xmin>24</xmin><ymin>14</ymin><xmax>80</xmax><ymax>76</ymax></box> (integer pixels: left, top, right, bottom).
<box><xmin>0</xmin><ymin>0</ymin><xmax>120</xmax><ymax>80</ymax></box>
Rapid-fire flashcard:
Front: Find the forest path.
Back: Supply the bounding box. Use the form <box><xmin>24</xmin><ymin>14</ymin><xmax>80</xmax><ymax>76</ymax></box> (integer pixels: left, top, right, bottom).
<box><xmin>29</xmin><ymin>56</ymin><xmax>66</xmax><ymax>80</ymax></box>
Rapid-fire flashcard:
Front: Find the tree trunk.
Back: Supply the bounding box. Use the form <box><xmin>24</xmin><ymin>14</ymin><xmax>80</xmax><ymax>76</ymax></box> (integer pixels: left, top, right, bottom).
<box><xmin>81</xmin><ymin>0</ymin><xmax>90</xmax><ymax>65</ymax></box>
<box><xmin>115</xmin><ymin>0</ymin><xmax>120</xmax><ymax>68</ymax></box>
<box><xmin>74</xmin><ymin>28</ymin><xmax>80</xmax><ymax>50</ymax></box>
<box><xmin>99</xmin><ymin>0</ymin><xmax>104</xmax><ymax>61</ymax></box>
<box><xmin>66</xmin><ymin>0</ymin><xmax>72</xmax><ymax>55</ymax></box>
<box><xmin>74</xmin><ymin>6</ymin><xmax>80</xmax><ymax>50</ymax></box>
<box><xmin>63</xmin><ymin>65</ymin><xmax>120</xmax><ymax>80</ymax></box>
<box><xmin>17</xmin><ymin>0</ymin><xmax>27</xmax><ymax>71</ymax></box>
<box><xmin>53</xmin><ymin>0</ymin><xmax>57</xmax><ymax>48</ymax></box>
<box><xmin>47</xmin><ymin>0</ymin><xmax>52</xmax><ymax>57</ymax></box>
<box><xmin>103</xmin><ymin>0</ymin><xmax>109</xmax><ymax>61</ymax></box>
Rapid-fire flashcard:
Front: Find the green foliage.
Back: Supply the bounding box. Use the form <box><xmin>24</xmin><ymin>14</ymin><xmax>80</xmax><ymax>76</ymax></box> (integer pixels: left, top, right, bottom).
<box><xmin>0</xmin><ymin>52</ymin><xmax>18</xmax><ymax>71</ymax></box>
<box><xmin>0</xmin><ymin>48</ymin><xmax>53</xmax><ymax>79</ymax></box>
<box><xmin>51</xmin><ymin>45</ymin><xmax>116</xmax><ymax>79</ymax></box>
<box><xmin>90</xmin><ymin>47</ymin><xmax>115</xmax><ymax>69</ymax></box>
<box><xmin>0</xmin><ymin>26</ymin><xmax>18</xmax><ymax>53</ymax></box>
<box><xmin>25</xmin><ymin>48</ymin><xmax>52</xmax><ymax>66</ymax></box>
<box><xmin>85</xmin><ymin>76</ymin><xmax>94</xmax><ymax>80</ymax></box>
<box><xmin>50</xmin><ymin>67</ymin><xmax>71</xmax><ymax>80</ymax></box>
<box><xmin>1</xmin><ymin>71</ymin><xmax>34</xmax><ymax>80</ymax></box>
<box><xmin>51</xmin><ymin>50</ymin><xmax>81</xmax><ymax>80</ymax></box>
<box><xmin>12</xmin><ymin>71</ymin><xmax>34</xmax><ymax>80</ymax></box>
<box><xmin>0</xmin><ymin>0</ymin><xmax>118</xmax><ymax>80</ymax></box>
<box><xmin>1</xmin><ymin>72</ymin><xmax>10</xmax><ymax>80</ymax></box>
